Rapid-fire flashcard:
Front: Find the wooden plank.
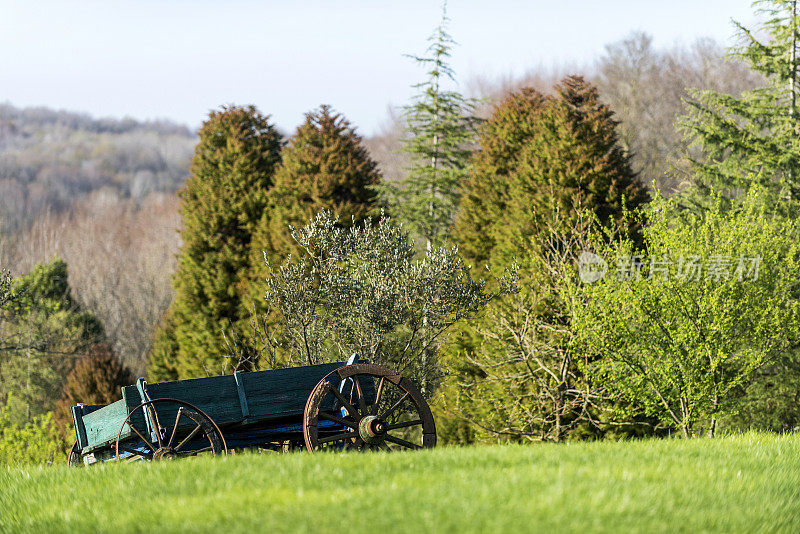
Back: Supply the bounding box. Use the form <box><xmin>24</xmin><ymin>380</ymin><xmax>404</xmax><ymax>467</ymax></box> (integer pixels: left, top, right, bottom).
<box><xmin>242</xmin><ymin>362</ymin><xmax>343</xmax><ymax>420</ymax></box>
<box><xmin>142</xmin><ymin>374</ymin><xmax>242</xmax><ymax>426</ymax></box>
<box><xmin>81</xmin><ymin>399</ymin><xmax>132</xmax><ymax>451</ymax></box>
<box><xmin>71</xmin><ymin>406</ymin><xmax>88</xmax><ymax>450</ymax></box>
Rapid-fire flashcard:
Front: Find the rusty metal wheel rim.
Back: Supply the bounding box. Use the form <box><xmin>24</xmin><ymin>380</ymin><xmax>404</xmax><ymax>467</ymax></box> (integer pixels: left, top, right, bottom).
<box><xmin>115</xmin><ymin>398</ymin><xmax>227</xmax><ymax>463</ymax></box>
<box><xmin>303</xmin><ymin>363</ymin><xmax>436</xmax><ymax>452</ymax></box>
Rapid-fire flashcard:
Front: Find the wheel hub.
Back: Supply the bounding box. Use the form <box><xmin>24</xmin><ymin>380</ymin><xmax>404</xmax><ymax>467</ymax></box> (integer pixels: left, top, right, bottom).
<box><xmin>359</xmin><ymin>415</ymin><xmax>387</xmax><ymax>444</ymax></box>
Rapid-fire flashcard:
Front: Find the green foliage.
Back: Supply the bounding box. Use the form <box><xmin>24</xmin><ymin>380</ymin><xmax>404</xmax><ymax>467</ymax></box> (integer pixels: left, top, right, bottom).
<box><xmin>455</xmin><ymin>77</ymin><xmax>648</xmax><ymax>269</ymax></box>
<box><xmin>234</xmin><ymin>211</ymin><xmax>515</xmax><ymax>393</ymax></box>
<box><xmin>2</xmin><ymin>434</ymin><xmax>800</xmax><ymax>531</ymax></box>
<box><xmin>255</xmin><ymin>105</ymin><xmax>380</xmax><ymax>264</ymax></box>
<box><xmin>441</xmin><ymin>214</ymin><xmax>601</xmax><ymax>443</ymax></box>
<box><xmin>679</xmin><ymin>0</ymin><xmax>800</xmax><ymax>208</ymax></box>
<box><xmin>381</xmin><ymin>5</ymin><xmax>479</xmax><ymax>248</ymax></box>
<box><xmin>54</xmin><ymin>343</ymin><xmax>132</xmax><ymax>433</ymax></box>
<box><xmin>151</xmin><ymin>105</ymin><xmax>283</xmax><ymax>380</ymax></box>
<box><xmin>575</xmin><ymin>190</ymin><xmax>800</xmax><ymax>437</ymax></box>
<box><xmin>0</xmin><ymin>259</ymin><xmax>104</xmax><ymax>425</ymax></box>
<box><xmin>0</xmin><ymin>403</ymin><xmax>65</xmax><ymax>466</ymax></box>
<box><xmin>444</xmin><ymin>77</ymin><xmax>647</xmax><ymax>443</ymax></box>
<box><xmin>147</xmin><ymin>311</ymin><xmax>180</xmax><ymax>382</ymax></box>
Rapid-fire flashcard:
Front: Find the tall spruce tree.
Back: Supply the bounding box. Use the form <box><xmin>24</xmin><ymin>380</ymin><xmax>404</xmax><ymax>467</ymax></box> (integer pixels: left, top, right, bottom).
<box><xmin>149</xmin><ymin>105</ymin><xmax>282</xmax><ymax>380</ymax></box>
<box><xmin>382</xmin><ymin>4</ymin><xmax>479</xmax><ymax>249</ymax></box>
<box><xmin>679</xmin><ymin>0</ymin><xmax>800</xmax><ymax>208</ymax></box>
<box><xmin>254</xmin><ymin>105</ymin><xmax>380</xmax><ymax>264</ymax></box>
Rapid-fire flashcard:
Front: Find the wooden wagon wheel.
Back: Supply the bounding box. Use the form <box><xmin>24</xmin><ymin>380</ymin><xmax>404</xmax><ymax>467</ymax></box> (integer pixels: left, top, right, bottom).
<box><xmin>67</xmin><ymin>441</ymin><xmax>82</xmax><ymax>467</ymax></box>
<box><xmin>303</xmin><ymin>363</ymin><xmax>436</xmax><ymax>452</ymax></box>
<box><xmin>115</xmin><ymin>398</ymin><xmax>227</xmax><ymax>462</ymax></box>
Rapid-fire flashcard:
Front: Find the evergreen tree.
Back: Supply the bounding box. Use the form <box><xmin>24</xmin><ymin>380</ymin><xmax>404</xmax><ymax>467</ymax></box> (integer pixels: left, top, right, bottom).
<box><xmin>453</xmin><ymin>88</ymin><xmax>547</xmax><ymax>267</ymax></box>
<box><xmin>679</xmin><ymin>0</ymin><xmax>800</xmax><ymax>208</ymax></box>
<box><xmin>455</xmin><ymin>77</ymin><xmax>647</xmax><ymax>270</ymax></box>
<box><xmin>382</xmin><ymin>4</ymin><xmax>479</xmax><ymax>249</ymax></box>
<box><xmin>55</xmin><ymin>343</ymin><xmax>132</xmax><ymax>433</ymax></box>
<box><xmin>146</xmin><ymin>311</ymin><xmax>179</xmax><ymax>382</ymax></box>
<box><xmin>150</xmin><ymin>105</ymin><xmax>282</xmax><ymax>380</ymax></box>
<box><xmin>254</xmin><ymin>105</ymin><xmax>380</xmax><ymax>263</ymax></box>
<box><xmin>0</xmin><ymin>259</ymin><xmax>104</xmax><ymax>424</ymax></box>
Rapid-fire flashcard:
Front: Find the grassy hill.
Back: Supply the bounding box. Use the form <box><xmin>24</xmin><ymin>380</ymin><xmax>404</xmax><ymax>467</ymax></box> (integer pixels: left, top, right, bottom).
<box><xmin>1</xmin><ymin>433</ymin><xmax>798</xmax><ymax>533</ymax></box>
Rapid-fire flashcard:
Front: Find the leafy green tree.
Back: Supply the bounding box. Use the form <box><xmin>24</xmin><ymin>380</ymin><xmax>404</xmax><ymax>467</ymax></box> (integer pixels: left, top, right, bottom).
<box><xmin>381</xmin><ymin>5</ymin><xmax>479</xmax><ymax>249</ymax></box>
<box><xmin>254</xmin><ymin>105</ymin><xmax>380</xmax><ymax>264</ymax></box>
<box><xmin>575</xmin><ymin>190</ymin><xmax>800</xmax><ymax>438</ymax></box>
<box><xmin>55</xmin><ymin>343</ymin><xmax>132</xmax><ymax>433</ymax></box>
<box><xmin>679</xmin><ymin>0</ymin><xmax>800</xmax><ymax>208</ymax></box>
<box><xmin>0</xmin><ymin>259</ymin><xmax>104</xmax><ymax>424</ymax></box>
<box><xmin>150</xmin><ymin>106</ymin><xmax>283</xmax><ymax>380</ymax></box>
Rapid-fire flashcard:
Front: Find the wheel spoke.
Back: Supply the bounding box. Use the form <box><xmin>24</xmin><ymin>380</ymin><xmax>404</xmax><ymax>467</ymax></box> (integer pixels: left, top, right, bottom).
<box><xmin>318</xmin><ymin>411</ymin><xmax>357</xmax><ymax>428</ymax></box>
<box><xmin>353</xmin><ymin>377</ymin><xmax>369</xmax><ymax>416</ymax></box>
<box><xmin>377</xmin><ymin>441</ymin><xmax>391</xmax><ymax>452</ymax></box>
<box><xmin>178</xmin><ymin>445</ymin><xmax>212</xmax><ymax>456</ymax></box>
<box><xmin>370</xmin><ymin>377</ymin><xmax>386</xmax><ymax>415</ymax></box>
<box><xmin>387</xmin><ymin>419</ymin><xmax>422</xmax><ymax>431</ymax></box>
<box><xmin>146</xmin><ymin>404</ymin><xmax>163</xmax><ymax>448</ymax></box>
<box><xmin>384</xmin><ymin>434</ymin><xmax>421</xmax><ymax>450</ymax></box>
<box><xmin>318</xmin><ymin>431</ymin><xmax>358</xmax><ymax>444</ymax></box>
<box><xmin>174</xmin><ymin>422</ymin><xmax>203</xmax><ymax>452</ymax></box>
<box><xmin>167</xmin><ymin>408</ymin><xmax>184</xmax><ymax>448</ymax></box>
<box><xmin>128</xmin><ymin>425</ymin><xmax>156</xmax><ymax>452</ymax></box>
<box><xmin>330</xmin><ymin>386</ymin><xmax>359</xmax><ymax>418</ymax></box>
<box><xmin>380</xmin><ymin>392</ymin><xmax>409</xmax><ymax>421</ymax></box>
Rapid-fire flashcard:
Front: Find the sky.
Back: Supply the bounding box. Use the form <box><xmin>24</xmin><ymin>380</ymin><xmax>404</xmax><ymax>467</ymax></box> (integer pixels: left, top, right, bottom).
<box><xmin>0</xmin><ymin>0</ymin><xmax>758</xmax><ymax>135</ymax></box>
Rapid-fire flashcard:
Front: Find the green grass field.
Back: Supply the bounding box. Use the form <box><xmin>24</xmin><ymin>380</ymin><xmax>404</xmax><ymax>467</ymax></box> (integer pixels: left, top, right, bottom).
<box><xmin>1</xmin><ymin>433</ymin><xmax>799</xmax><ymax>533</ymax></box>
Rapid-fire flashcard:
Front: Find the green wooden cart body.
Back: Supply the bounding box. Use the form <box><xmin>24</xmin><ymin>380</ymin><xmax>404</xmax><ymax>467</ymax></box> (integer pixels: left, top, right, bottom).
<box><xmin>71</xmin><ymin>362</ymin><xmax>357</xmax><ymax>455</ymax></box>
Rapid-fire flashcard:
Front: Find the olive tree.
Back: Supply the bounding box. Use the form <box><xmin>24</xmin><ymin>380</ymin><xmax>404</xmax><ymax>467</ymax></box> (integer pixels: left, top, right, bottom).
<box><xmin>227</xmin><ymin>211</ymin><xmax>516</xmax><ymax>395</ymax></box>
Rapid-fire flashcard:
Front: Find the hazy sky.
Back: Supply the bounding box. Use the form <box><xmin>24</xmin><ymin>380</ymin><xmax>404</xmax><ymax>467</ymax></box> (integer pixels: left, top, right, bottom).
<box><xmin>0</xmin><ymin>0</ymin><xmax>757</xmax><ymax>135</ymax></box>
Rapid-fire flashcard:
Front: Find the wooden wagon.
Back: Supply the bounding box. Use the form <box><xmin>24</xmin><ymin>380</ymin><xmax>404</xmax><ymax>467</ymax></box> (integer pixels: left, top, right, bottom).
<box><xmin>68</xmin><ymin>358</ymin><xmax>436</xmax><ymax>465</ymax></box>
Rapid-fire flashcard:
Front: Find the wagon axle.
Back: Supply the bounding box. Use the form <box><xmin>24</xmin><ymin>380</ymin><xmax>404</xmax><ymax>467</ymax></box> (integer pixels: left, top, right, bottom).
<box><xmin>359</xmin><ymin>415</ymin><xmax>388</xmax><ymax>444</ymax></box>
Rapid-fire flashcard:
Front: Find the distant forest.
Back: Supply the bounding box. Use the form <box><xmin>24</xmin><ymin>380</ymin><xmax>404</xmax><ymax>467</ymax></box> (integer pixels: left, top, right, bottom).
<box><xmin>0</xmin><ymin>103</ymin><xmax>196</xmax><ymax>232</ymax></box>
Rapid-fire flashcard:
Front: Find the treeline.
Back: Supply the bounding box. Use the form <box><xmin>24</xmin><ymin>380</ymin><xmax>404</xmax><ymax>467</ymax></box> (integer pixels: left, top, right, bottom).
<box><xmin>0</xmin><ymin>103</ymin><xmax>195</xmax><ymax>231</ymax></box>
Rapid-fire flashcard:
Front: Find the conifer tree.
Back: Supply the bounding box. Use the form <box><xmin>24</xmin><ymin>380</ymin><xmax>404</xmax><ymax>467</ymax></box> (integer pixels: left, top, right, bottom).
<box><xmin>679</xmin><ymin>0</ymin><xmax>800</xmax><ymax>208</ymax></box>
<box><xmin>254</xmin><ymin>105</ymin><xmax>380</xmax><ymax>263</ymax></box>
<box><xmin>382</xmin><ymin>4</ymin><xmax>479</xmax><ymax>249</ymax></box>
<box><xmin>453</xmin><ymin>88</ymin><xmax>547</xmax><ymax>267</ymax></box>
<box><xmin>150</xmin><ymin>105</ymin><xmax>282</xmax><ymax>380</ymax></box>
<box><xmin>455</xmin><ymin>77</ymin><xmax>647</xmax><ymax>269</ymax></box>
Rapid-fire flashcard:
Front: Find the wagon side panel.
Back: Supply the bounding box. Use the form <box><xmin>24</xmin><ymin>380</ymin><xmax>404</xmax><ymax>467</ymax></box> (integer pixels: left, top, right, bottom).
<box><xmin>242</xmin><ymin>363</ymin><xmax>343</xmax><ymax>421</ymax></box>
<box><xmin>142</xmin><ymin>374</ymin><xmax>242</xmax><ymax>426</ymax></box>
